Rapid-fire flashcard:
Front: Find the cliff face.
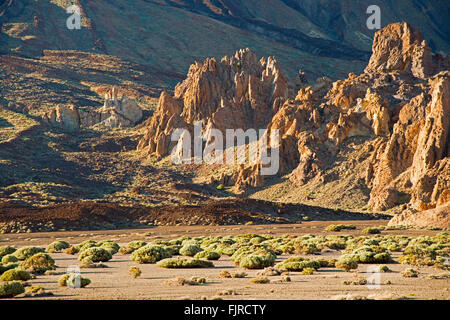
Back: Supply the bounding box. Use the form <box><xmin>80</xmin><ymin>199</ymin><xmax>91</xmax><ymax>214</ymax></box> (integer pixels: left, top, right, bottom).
<box><xmin>139</xmin><ymin>22</ymin><xmax>449</xmax><ymax>227</ymax></box>
<box><xmin>137</xmin><ymin>48</ymin><xmax>288</xmax><ymax>159</ymax></box>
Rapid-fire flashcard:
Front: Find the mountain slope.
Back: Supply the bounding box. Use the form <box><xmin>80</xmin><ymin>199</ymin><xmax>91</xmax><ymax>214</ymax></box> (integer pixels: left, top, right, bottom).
<box><xmin>1</xmin><ymin>0</ymin><xmax>449</xmax><ymax>84</ymax></box>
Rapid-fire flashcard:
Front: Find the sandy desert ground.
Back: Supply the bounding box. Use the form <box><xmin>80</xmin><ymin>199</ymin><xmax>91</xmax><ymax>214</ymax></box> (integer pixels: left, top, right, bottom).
<box><xmin>1</xmin><ymin>220</ymin><xmax>449</xmax><ymax>300</ymax></box>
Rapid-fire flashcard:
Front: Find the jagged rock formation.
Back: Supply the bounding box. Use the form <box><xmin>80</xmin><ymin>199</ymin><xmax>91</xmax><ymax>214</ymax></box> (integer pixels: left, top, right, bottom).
<box><xmin>271</xmin><ymin>23</ymin><xmax>449</xmax><ymax>227</ymax></box>
<box><xmin>269</xmin><ymin>23</ymin><xmax>449</xmax><ymax>226</ymax></box>
<box><xmin>365</xmin><ymin>22</ymin><xmax>450</xmax><ymax>78</ymax></box>
<box><xmin>44</xmin><ymin>87</ymin><xmax>142</xmax><ymax>131</ymax></box>
<box><xmin>138</xmin><ymin>23</ymin><xmax>448</xmax><ymax>227</ymax></box>
<box><xmin>138</xmin><ymin>48</ymin><xmax>288</xmax><ymax>157</ymax></box>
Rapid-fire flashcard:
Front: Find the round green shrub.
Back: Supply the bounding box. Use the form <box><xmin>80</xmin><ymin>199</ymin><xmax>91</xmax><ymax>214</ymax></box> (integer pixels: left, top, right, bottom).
<box><xmin>326</xmin><ymin>224</ymin><xmax>356</xmax><ymax>232</ymax></box>
<box><xmin>249</xmin><ymin>236</ymin><xmax>267</xmax><ymax>245</ymax></box>
<box><xmin>335</xmin><ymin>255</ymin><xmax>358</xmax><ymax>271</ymax></box>
<box><xmin>119</xmin><ymin>241</ymin><xmax>147</xmax><ymax>254</ymax></box>
<box><xmin>0</xmin><ymin>281</ymin><xmax>24</xmax><ymax>298</ymax></box>
<box><xmin>231</xmin><ymin>246</ymin><xmax>276</xmax><ymax>269</ymax></box>
<box><xmin>301</xmin><ymin>267</ymin><xmax>316</xmax><ymax>275</ymax></box>
<box><xmin>361</xmin><ymin>227</ymin><xmax>381</xmax><ymax>235</ymax></box>
<box><xmin>163</xmin><ymin>245</ymin><xmax>181</xmax><ymax>256</ymax></box>
<box><xmin>13</xmin><ymin>246</ymin><xmax>45</xmax><ymax>260</ymax></box>
<box><xmin>1</xmin><ymin>254</ymin><xmax>18</xmax><ymax>264</ymax></box>
<box><xmin>78</xmin><ymin>247</ymin><xmax>112</xmax><ymax>263</ymax></box>
<box><xmin>250</xmin><ymin>277</ymin><xmax>270</xmax><ymax>284</ymax></box>
<box><xmin>20</xmin><ymin>253</ymin><xmax>56</xmax><ymax>273</ymax></box>
<box><xmin>379</xmin><ymin>265</ymin><xmax>392</xmax><ymax>273</ymax></box>
<box><xmin>0</xmin><ymin>269</ymin><xmax>32</xmax><ymax>281</ymax></box>
<box><xmin>0</xmin><ymin>246</ymin><xmax>16</xmax><ymax>259</ymax></box>
<box><xmin>194</xmin><ymin>251</ymin><xmax>220</xmax><ymax>260</ymax></box>
<box><xmin>239</xmin><ymin>254</ymin><xmax>275</xmax><ymax>269</ymax></box>
<box><xmin>275</xmin><ymin>259</ymin><xmax>320</xmax><ymax>271</ymax></box>
<box><xmin>131</xmin><ymin>245</ymin><xmax>171</xmax><ymax>264</ymax></box>
<box><xmin>75</xmin><ymin>240</ymin><xmax>98</xmax><ymax>252</ymax></box>
<box><xmin>156</xmin><ymin>257</ymin><xmax>214</xmax><ymax>268</ymax></box>
<box><xmin>179</xmin><ymin>244</ymin><xmax>203</xmax><ymax>257</ymax></box>
<box><xmin>0</xmin><ymin>264</ymin><xmax>19</xmax><ymax>276</ymax></box>
<box><xmin>98</xmin><ymin>241</ymin><xmax>120</xmax><ymax>255</ymax></box>
<box><xmin>129</xmin><ymin>266</ymin><xmax>142</xmax><ymax>278</ymax></box>
<box><xmin>46</xmin><ymin>241</ymin><xmax>70</xmax><ymax>253</ymax></box>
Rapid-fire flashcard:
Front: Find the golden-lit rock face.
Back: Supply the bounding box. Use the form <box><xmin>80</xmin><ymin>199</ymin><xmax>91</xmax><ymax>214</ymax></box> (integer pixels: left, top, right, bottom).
<box><xmin>137</xmin><ymin>48</ymin><xmax>289</xmax><ymax>159</ymax></box>
<box><xmin>138</xmin><ymin>23</ymin><xmax>449</xmax><ymax>227</ymax></box>
<box><xmin>365</xmin><ymin>22</ymin><xmax>450</xmax><ymax>78</ymax></box>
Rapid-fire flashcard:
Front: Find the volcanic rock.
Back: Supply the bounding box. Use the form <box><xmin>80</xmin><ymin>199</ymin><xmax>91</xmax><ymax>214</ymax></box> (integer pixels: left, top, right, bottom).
<box><xmin>137</xmin><ymin>48</ymin><xmax>289</xmax><ymax>158</ymax></box>
<box><xmin>44</xmin><ymin>87</ymin><xmax>142</xmax><ymax>130</ymax></box>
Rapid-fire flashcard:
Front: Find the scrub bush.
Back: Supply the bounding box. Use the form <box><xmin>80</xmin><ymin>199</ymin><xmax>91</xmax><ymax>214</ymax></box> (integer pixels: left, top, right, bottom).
<box><xmin>46</xmin><ymin>241</ymin><xmax>70</xmax><ymax>253</ymax></box>
<box><xmin>20</xmin><ymin>253</ymin><xmax>56</xmax><ymax>273</ymax></box>
<box><xmin>78</xmin><ymin>247</ymin><xmax>112</xmax><ymax>263</ymax></box>
<box><xmin>156</xmin><ymin>257</ymin><xmax>214</xmax><ymax>268</ymax></box>
<box><xmin>131</xmin><ymin>245</ymin><xmax>171</xmax><ymax>264</ymax></box>
<box><xmin>0</xmin><ymin>281</ymin><xmax>24</xmax><ymax>298</ymax></box>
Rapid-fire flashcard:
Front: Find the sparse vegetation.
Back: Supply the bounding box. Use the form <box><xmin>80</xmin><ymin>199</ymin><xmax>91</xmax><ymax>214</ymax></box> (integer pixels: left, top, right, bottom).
<box><xmin>165</xmin><ymin>276</ymin><xmax>207</xmax><ymax>286</ymax></box>
<box><xmin>219</xmin><ymin>270</ymin><xmax>247</xmax><ymax>278</ymax></box>
<box><xmin>275</xmin><ymin>257</ymin><xmax>321</xmax><ymax>272</ymax></box>
<box><xmin>64</xmin><ymin>246</ymin><xmax>79</xmax><ymax>255</ymax></box>
<box><xmin>0</xmin><ymin>229</ymin><xmax>447</xmax><ymax>299</ymax></box>
<box><xmin>0</xmin><ymin>264</ymin><xmax>19</xmax><ymax>276</ymax></box>
<box><xmin>231</xmin><ymin>246</ymin><xmax>276</xmax><ymax>269</ymax></box>
<box><xmin>379</xmin><ymin>265</ymin><xmax>392</xmax><ymax>273</ymax></box>
<box><xmin>120</xmin><ymin>241</ymin><xmax>147</xmax><ymax>254</ymax></box>
<box><xmin>194</xmin><ymin>251</ymin><xmax>221</xmax><ymax>260</ymax></box>
<box><xmin>129</xmin><ymin>266</ymin><xmax>142</xmax><ymax>278</ymax></box>
<box><xmin>301</xmin><ymin>267</ymin><xmax>316</xmax><ymax>275</ymax></box>
<box><xmin>335</xmin><ymin>255</ymin><xmax>358</xmax><ymax>272</ymax></box>
<box><xmin>46</xmin><ymin>240</ymin><xmax>70</xmax><ymax>253</ymax></box>
<box><xmin>179</xmin><ymin>244</ymin><xmax>203</xmax><ymax>257</ymax></box>
<box><xmin>250</xmin><ymin>277</ymin><xmax>270</xmax><ymax>284</ymax></box>
<box><xmin>402</xmin><ymin>268</ymin><xmax>419</xmax><ymax>278</ymax></box>
<box><xmin>342</xmin><ymin>279</ymin><xmax>367</xmax><ymax>285</ymax></box>
<box><xmin>0</xmin><ymin>246</ymin><xmax>16</xmax><ymax>259</ymax></box>
<box><xmin>0</xmin><ymin>281</ymin><xmax>25</xmax><ymax>298</ymax></box>
<box><xmin>78</xmin><ymin>247</ymin><xmax>112</xmax><ymax>264</ymax></box>
<box><xmin>0</xmin><ymin>269</ymin><xmax>33</xmax><ymax>281</ymax></box>
<box><xmin>281</xmin><ymin>275</ymin><xmax>291</xmax><ymax>282</ymax></box>
<box><xmin>131</xmin><ymin>245</ymin><xmax>172</xmax><ymax>264</ymax></box>
<box><xmin>157</xmin><ymin>257</ymin><xmax>214</xmax><ymax>268</ymax></box>
<box><xmin>20</xmin><ymin>253</ymin><xmax>56</xmax><ymax>273</ymax></box>
<box><xmin>13</xmin><ymin>247</ymin><xmax>45</xmax><ymax>260</ymax></box>
<box><xmin>361</xmin><ymin>227</ymin><xmax>381</xmax><ymax>235</ymax></box>
<box><xmin>1</xmin><ymin>254</ymin><xmax>18</xmax><ymax>264</ymax></box>
<box><xmin>326</xmin><ymin>224</ymin><xmax>356</xmax><ymax>232</ymax></box>
<box><xmin>98</xmin><ymin>240</ymin><xmax>120</xmax><ymax>255</ymax></box>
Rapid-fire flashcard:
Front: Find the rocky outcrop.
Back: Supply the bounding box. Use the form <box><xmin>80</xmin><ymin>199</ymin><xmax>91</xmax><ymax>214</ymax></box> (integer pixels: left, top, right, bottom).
<box><xmin>388</xmin><ymin>203</ymin><xmax>450</xmax><ymax>228</ymax></box>
<box><xmin>44</xmin><ymin>87</ymin><xmax>142</xmax><ymax>131</ymax></box>
<box><xmin>137</xmin><ymin>23</ymin><xmax>448</xmax><ymax>227</ymax></box>
<box><xmin>368</xmin><ymin>72</ymin><xmax>449</xmax><ymax>212</ymax></box>
<box><xmin>264</xmin><ymin>23</ymin><xmax>448</xmax><ymax>227</ymax></box>
<box><xmin>137</xmin><ymin>48</ymin><xmax>289</xmax><ymax>158</ymax></box>
<box><xmin>365</xmin><ymin>22</ymin><xmax>450</xmax><ymax>78</ymax></box>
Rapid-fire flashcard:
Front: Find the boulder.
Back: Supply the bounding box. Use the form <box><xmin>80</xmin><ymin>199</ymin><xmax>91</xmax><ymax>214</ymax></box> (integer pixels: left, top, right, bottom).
<box><xmin>43</xmin><ymin>87</ymin><xmax>142</xmax><ymax>130</ymax></box>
